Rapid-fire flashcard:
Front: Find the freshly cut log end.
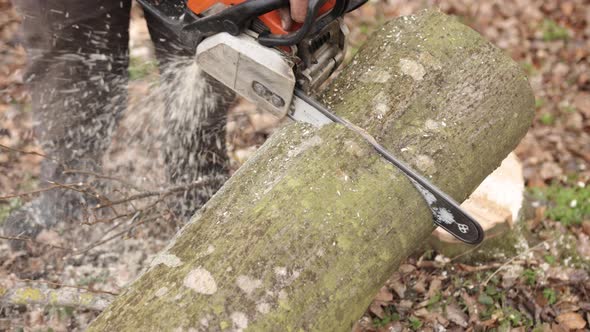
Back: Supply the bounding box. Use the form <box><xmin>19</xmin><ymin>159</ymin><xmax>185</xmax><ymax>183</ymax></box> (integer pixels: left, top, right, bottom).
<box><xmin>430</xmin><ymin>153</ymin><xmax>528</xmax><ymax>261</ymax></box>
<box><xmin>88</xmin><ymin>9</ymin><xmax>534</xmax><ymax>332</ymax></box>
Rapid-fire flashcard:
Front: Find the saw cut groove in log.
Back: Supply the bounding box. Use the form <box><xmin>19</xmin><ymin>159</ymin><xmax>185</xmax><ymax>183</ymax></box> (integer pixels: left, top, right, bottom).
<box><xmin>88</xmin><ymin>10</ymin><xmax>534</xmax><ymax>331</ymax></box>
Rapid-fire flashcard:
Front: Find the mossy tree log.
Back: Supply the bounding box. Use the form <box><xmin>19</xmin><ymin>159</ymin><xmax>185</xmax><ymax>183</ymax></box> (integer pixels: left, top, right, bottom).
<box><xmin>88</xmin><ymin>10</ymin><xmax>534</xmax><ymax>331</ymax></box>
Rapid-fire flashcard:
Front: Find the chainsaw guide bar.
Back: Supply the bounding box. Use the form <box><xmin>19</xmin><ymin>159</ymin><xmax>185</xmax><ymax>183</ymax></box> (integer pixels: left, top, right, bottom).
<box><xmin>292</xmin><ymin>90</ymin><xmax>484</xmax><ymax>245</ymax></box>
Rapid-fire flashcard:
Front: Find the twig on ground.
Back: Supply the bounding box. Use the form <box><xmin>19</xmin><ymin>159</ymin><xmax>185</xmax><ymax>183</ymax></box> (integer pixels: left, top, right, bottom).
<box><xmin>0</xmin><ymin>143</ymin><xmax>48</xmax><ymax>159</ymax></box>
<box><xmin>0</xmin><ymin>235</ymin><xmax>72</xmax><ymax>252</ymax></box>
<box><xmin>9</xmin><ymin>278</ymin><xmax>119</xmax><ymax>296</ymax></box>
<box><xmin>63</xmin><ymin>169</ymin><xmax>146</xmax><ymax>192</ymax></box>
<box><xmin>0</xmin><ymin>184</ymin><xmax>65</xmax><ymax>200</ymax></box>
<box><xmin>456</xmin><ymin>262</ymin><xmax>503</xmax><ymax>274</ymax></box>
<box><xmin>449</xmin><ymin>242</ymin><xmax>484</xmax><ymax>262</ymax></box>
<box><xmin>98</xmin><ymin>211</ymin><xmax>141</xmax><ymax>237</ymax></box>
<box><xmin>0</xmin><ymin>213</ymin><xmax>160</xmax><ymax>256</ymax></box>
<box><xmin>73</xmin><ymin>214</ymin><xmax>160</xmax><ymax>256</ymax></box>
<box><xmin>481</xmin><ymin>241</ymin><xmax>547</xmax><ymax>287</ymax></box>
<box><xmin>0</xmin><ymin>282</ymin><xmax>115</xmax><ymax>311</ymax></box>
<box><xmin>94</xmin><ymin>175</ymin><xmax>226</xmax><ymax>210</ymax></box>
<box><xmin>0</xmin><ymin>161</ymin><xmax>225</xmax><ymax>256</ymax></box>
<box><xmin>0</xmin><ymin>143</ymin><xmax>69</xmax><ymax>173</ymax></box>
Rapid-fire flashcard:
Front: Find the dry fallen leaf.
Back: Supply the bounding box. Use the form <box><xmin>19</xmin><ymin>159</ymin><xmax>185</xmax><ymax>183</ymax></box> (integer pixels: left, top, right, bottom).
<box><xmin>461</xmin><ymin>291</ymin><xmax>480</xmax><ymax>324</ymax></box>
<box><xmin>536</xmin><ymin>323</ymin><xmax>552</xmax><ymax>332</ymax></box>
<box><xmin>577</xmin><ymin>233</ymin><xmax>590</xmax><ymax>259</ymax></box>
<box><xmin>395</xmin><ymin>300</ymin><xmax>414</xmax><ymax>315</ymax></box>
<box><xmin>377</xmin><ymin>321</ymin><xmax>402</xmax><ymax>332</ymax></box>
<box><xmin>555</xmin><ymin>312</ymin><xmax>587</xmax><ymax>330</ymax></box>
<box><xmin>35</xmin><ymin>229</ymin><xmax>64</xmax><ymax>247</ymax></box>
<box><xmin>389</xmin><ymin>277</ymin><xmax>406</xmax><ymax>299</ymax></box>
<box><xmin>445</xmin><ymin>303</ymin><xmax>468</xmax><ymax>328</ymax></box>
<box><xmin>551</xmin><ymin>323</ymin><xmax>569</xmax><ymax>332</ymax></box>
<box><xmin>502</xmin><ymin>264</ymin><xmax>524</xmax><ymax>289</ymax></box>
<box><xmin>399</xmin><ymin>264</ymin><xmax>416</xmax><ymax>274</ymax></box>
<box><xmin>573</xmin><ymin>92</ymin><xmax>590</xmax><ymax>117</ymax></box>
<box><xmin>427</xmin><ymin>278</ymin><xmax>442</xmax><ymax>298</ymax></box>
<box><xmin>579</xmin><ymin>302</ymin><xmax>590</xmax><ymax>312</ymax></box>
<box><xmin>540</xmin><ymin>162</ymin><xmax>563</xmax><ymax>180</ymax></box>
<box><xmin>369</xmin><ymin>287</ymin><xmax>394</xmax><ymax>319</ymax></box>
<box><xmin>374</xmin><ymin>286</ymin><xmax>394</xmax><ymax>302</ymax></box>
<box><xmin>412</xmin><ymin>275</ymin><xmax>426</xmax><ymax>294</ymax></box>
<box><xmin>369</xmin><ymin>301</ymin><xmax>384</xmax><ymax>319</ymax></box>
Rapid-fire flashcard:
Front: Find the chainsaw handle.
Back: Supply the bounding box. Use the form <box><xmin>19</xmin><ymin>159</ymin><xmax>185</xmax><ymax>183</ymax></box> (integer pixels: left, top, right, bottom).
<box><xmin>184</xmin><ymin>0</ymin><xmax>358</xmax><ymax>47</ymax></box>
<box><xmin>345</xmin><ymin>0</ymin><xmax>368</xmax><ymax>12</ymax></box>
<box><xmin>140</xmin><ymin>0</ymin><xmax>368</xmax><ymax>49</ymax></box>
<box><xmin>258</xmin><ymin>0</ymin><xmax>348</xmax><ymax>47</ymax></box>
<box><xmin>183</xmin><ymin>0</ymin><xmax>290</xmax><ymax>36</ymax></box>
<box><xmin>136</xmin><ymin>0</ymin><xmax>184</xmax><ymax>34</ymax></box>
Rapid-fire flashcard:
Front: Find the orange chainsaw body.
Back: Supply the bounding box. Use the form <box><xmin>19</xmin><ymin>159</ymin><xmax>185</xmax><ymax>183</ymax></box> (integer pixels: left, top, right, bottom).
<box><xmin>187</xmin><ymin>0</ymin><xmax>336</xmax><ymax>35</ymax></box>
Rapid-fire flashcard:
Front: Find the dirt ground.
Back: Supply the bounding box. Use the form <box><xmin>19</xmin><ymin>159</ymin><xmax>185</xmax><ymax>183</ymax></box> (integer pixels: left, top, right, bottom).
<box><xmin>1</xmin><ymin>0</ymin><xmax>589</xmax><ymax>331</ymax></box>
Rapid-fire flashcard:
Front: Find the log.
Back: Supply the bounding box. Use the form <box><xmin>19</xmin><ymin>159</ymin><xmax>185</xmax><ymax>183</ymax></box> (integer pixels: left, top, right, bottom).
<box><xmin>88</xmin><ymin>10</ymin><xmax>534</xmax><ymax>331</ymax></box>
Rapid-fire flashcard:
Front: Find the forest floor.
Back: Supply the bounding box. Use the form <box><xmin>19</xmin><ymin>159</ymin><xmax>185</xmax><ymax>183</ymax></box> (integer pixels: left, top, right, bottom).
<box><xmin>0</xmin><ymin>0</ymin><xmax>589</xmax><ymax>331</ymax></box>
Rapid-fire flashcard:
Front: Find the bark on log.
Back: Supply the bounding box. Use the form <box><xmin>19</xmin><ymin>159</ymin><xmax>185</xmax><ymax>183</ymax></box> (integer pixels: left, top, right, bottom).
<box><xmin>88</xmin><ymin>10</ymin><xmax>534</xmax><ymax>331</ymax></box>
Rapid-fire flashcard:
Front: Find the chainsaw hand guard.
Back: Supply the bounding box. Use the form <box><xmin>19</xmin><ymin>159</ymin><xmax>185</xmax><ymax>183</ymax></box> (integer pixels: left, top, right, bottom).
<box><xmin>257</xmin><ymin>0</ymin><xmax>348</xmax><ymax>47</ymax></box>
<box><xmin>137</xmin><ymin>0</ymin><xmax>367</xmax><ymax>49</ymax></box>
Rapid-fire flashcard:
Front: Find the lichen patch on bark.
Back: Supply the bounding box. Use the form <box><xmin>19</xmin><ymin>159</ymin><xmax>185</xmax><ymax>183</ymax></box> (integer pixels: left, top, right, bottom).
<box><xmin>344</xmin><ymin>140</ymin><xmax>369</xmax><ymax>159</ymax></box>
<box><xmin>150</xmin><ymin>253</ymin><xmax>183</xmax><ymax>268</ymax></box>
<box><xmin>230</xmin><ymin>311</ymin><xmax>249</xmax><ymax>331</ymax></box>
<box><xmin>425</xmin><ymin>119</ymin><xmax>443</xmax><ymax>131</ymax></box>
<box><xmin>273</xmin><ymin>266</ymin><xmax>287</xmax><ymax>277</ymax></box>
<box><xmin>399</xmin><ymin>58</ymin><xmax>426</xmax><ymax>81</ymax></box>
<box><xmin>415</xmin><ymin>154</ymin><xmax>437</xmax><ymax>174</ymax></box>
<box><xmin>14</xmin><ymin>288</ymin><xmax>43</xmax><ymax>303</ymax></box>
<box><xmin>372</xmin><ymin>91</ymin><xmax>391</xmax><ymax>119</ymax></box>
<box><xmin>235</xmin><ymin>275</ymin><xmax>262</xmax><ymax>296</ymax></box>
<box><xmin>256</xmin><ymin>302</ymin><xmax>271</xmax><ymax>314</ymax></box>
<box><xmin>359</xmin><ymin>68</ymin><xmax>391</xmax><ymax>83</ymax></box>
<box><xmin>155</xmin><ymin>287</ymin><xmax>169</xmax><ymax>298</ymax></box>
<box><xmin>287</xmin><ymin>134</ymin><xmax>322</xmax><ymax>159</ymax></box>
<box><xmin>183</xmin><ymin>268</ymin><xmax>217</xmax><ymax>295</ymax></box>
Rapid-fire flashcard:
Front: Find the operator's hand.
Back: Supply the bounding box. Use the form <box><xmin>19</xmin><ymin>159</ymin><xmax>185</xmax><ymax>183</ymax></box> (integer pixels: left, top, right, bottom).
<box><xmin>279</xmin><ymin>0</ymin><xmax>308</xmax><ymax>30</ymax></box>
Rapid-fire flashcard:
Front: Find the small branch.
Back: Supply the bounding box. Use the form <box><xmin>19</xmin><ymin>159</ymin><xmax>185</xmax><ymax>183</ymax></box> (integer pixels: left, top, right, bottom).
<box><xmin>0</xmin><ymin>184</ymin><xmax>63</xmax><ymax>200</ymax></box>
<box><xmin>98</xmin><ymin>211</ymin><xmax>141</xmax><ymax>236</ymax></box>
<box><xmin>481</xmin><ymin>241</ymin><xmax>547</xmax><ymax>287</ymax></box>
<box><xmin>0</xmin><ymin>181</ymin><xmax>91</xmax><ymax>201</ymax></box>
<box><xmin>0</xmin><ymin>143</ymin><xmax>47</xmax><ymax>159</ymax></box>
<box><xmin>0</xmin><ymin>235</ymin><xmax>73</xmax><ymax>252</ymax></box>
<box><xmin>11</xmin><ymin>278</ymin><xmax>119</xmax><ymax>296</ymax></box>
<box><xmin>449</xmin><ymin>242</ymin><xmax>484</xmax><ymax>262</ymax></box>
<box><xmin>62</xmin><ymin>169</ymin><xmax>146</xmax><ymax>192</ymax></box>
<box><xmin>72</xmin><ymin>214</ymin><xmax>161</xmax><ymax>256</ymax></box>
<box><xmin>456</xmin><ymin>262</ymin><xmax>503</xmax><ymax>274</ymax></box>
<box><xmin>0</xmin><ymin>283</ymin><xmax>114</xmax><ymax>311</ymax></box>
<box><xmin>0</xmin><ymin>143</ymin><xmax>69</xmax><ymax>175</ymax></box>
<box><xmin>47</xmin><ymin>180</ymin><xmax>89</xmax><ymax>195</ymax></box>
<box><xmin>1</xmin><ymin>213</ymin><xmax>159</xmax><ymax>256</ymax></box>
<box><xmin>94</xmin><ymin>175</ymin><xmax>227</xmax><ymax>210</ymax></box>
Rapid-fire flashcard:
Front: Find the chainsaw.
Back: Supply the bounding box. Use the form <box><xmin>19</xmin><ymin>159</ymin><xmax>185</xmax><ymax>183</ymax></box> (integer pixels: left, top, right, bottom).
<box><xmin>136</xmin><ymin>0</ymin><xmax>484</xmax><ymax>245</ymax></box>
